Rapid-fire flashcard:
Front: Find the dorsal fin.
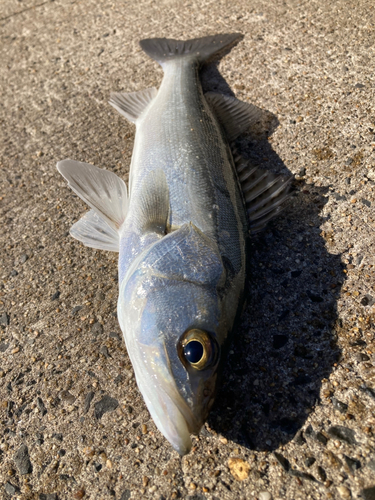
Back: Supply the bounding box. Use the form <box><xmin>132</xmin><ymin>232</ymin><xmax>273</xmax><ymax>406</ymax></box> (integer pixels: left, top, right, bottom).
<box><xmin>205</xmin><ymin>92</ymin><xmax>263</xmax><ymax>141</ymax></box>
<box><xmin>109</xmin><ymin>87</ymin><xmax>157</xmax><ymax>123</ymax></box>
<box><xmin>234</xmin><ymin>157</ymin><xmax>293</xmax><ymax>233</ymax></box>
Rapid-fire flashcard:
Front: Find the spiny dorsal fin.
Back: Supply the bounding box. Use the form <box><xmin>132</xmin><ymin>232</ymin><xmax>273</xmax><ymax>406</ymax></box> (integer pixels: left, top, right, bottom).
<box><xmin>139</xmin><ymin>33</ymin><xmax>242</xmax><ymax>66</ymax></box>
<box><xmin>70</xmin><ymin>209</ymin><xmax>119</xmax><ymax>252</ymax></box>
<box><xmin>133</xmin><ymin>169</ymin><xmax>169</xmax><ymax>235</ymax></box>
<box><xmin>234</xmin><ymin>157</ymin><xmax>293</xmax><ymax>233</ymax></box>
<box><xmin>57</xmin><ymin>159</ymin><xmax>128</xmax><ymax>231</ymax></box>
<box><xmin>109</xmin><ymin>87</ymin><xmax>157</xmax><ymax>123</ymax></box>
<box><xmin>205</xmin><ymin>92</ymin><xmax>263</xmax><ymax>141</ymax></box>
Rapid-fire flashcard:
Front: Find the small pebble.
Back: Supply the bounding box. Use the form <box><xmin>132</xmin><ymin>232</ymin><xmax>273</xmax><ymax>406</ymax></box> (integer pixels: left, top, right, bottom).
<box><xmin>337</xmin><ymin>486</ymin><xmax>351</xmax><ymax>499</ymax></box>
<box><xmin>328</xmin><ymin>426</ymin><xmax>357</xmax><ymax>445</ymax></box>
<box><xmin>0</xmin><ymin>313</ymin><xmax>9</xmax><ymax>327</ymax></box>
<box><xmin>73</xmin><ymin>489</ymin><xmax>85</xmax><ymax>499</ymax></box>
<box><xmin>228</xmin><ymin>457</ymin><xmax>251</xmax><ymax>480</ymax></box>
<box><xmin>4</xmin><ymin>482</ymin><xmax>18</xmax><ymax>496</ymax></box>
<box><xmin>258</xmin><ymin>492</ymin><xmax>272</xmax><ymax>500</ymax></box>
<box><xmin>94</xmin><ymin>395</ymin><xmax>118</xmax><ymax>419</ymax></box>
<box><xmin>13</xmin><ymin>444</ymin><xmax>32</xmax><ymax>475</ymax></box>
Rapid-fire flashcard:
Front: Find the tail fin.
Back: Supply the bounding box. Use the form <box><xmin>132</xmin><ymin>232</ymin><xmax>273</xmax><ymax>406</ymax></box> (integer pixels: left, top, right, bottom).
<box><xmin>139</xmin><ymin>33</ymin><xmax>242</xmax><ymax>66</ymax></box>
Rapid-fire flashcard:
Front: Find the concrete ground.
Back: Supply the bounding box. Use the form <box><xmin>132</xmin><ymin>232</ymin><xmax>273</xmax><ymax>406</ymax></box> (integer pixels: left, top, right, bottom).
<box><xmin>1</xmin><ymin>0</ymin><xmax>375</xmax><ymax>499</ymax></box>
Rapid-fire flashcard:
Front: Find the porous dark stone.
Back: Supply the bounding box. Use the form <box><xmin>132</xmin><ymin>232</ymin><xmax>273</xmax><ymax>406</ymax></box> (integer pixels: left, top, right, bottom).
<box><xmin>20</xmin><ymin>254</ymin><xmax>28</xmax><ymax>264</ymax></box>
<box><xmin>71</xmin><ymin>306</ymin><xmax>82</xmax><ymax>316</ymax></box>
<box><xmin>52</xmin><ymin>433</ymin><xmax>63</xmax><ymax>441</ymax></box>
<box><xmin>51</xmin><ymin>290</ymin><xmax>60</xmax><ymax>301</ymax></box>
<box><xmin>37</xmin><ymin>397</ymin><xmax>47</xmax><ymax>416</ymax></box>
<box><xmin>289</xmin><ymin>470</ymin><xmax>316</xmax><ymax>482</ymax></box>
<box><xmin>361</xmin><ymin>198</ymin><xmax>371</xmax><ymax>207</ymax></box>
<box><xmin>4</xmin><ymin>482</ymin><xmax>18</xmax><ymax>496</ymax></box>
<box><xmin>316</xmin><ymin>466</ymin><xmax>327</xmax><ymax>481</ymax></box>
<box><xmin>305</xmin><ymin>457</ymin><xmax>316</xmax><ymax>467</ymax></box>
<box><xmin>332</xmin><ymin>397</ymin><xmax>348</xmax><ymax>414</ymax></box>
<box><xmin>328</xmin><ymin>425</ymin><xmax>357</xmax><ymax>445</ymax></box>
<box><xmin>294</xmin><ymin>429</ymin><xmax>305</xmax><ymax>445</ymax></box>
<box><xmin>83</xmin><ymin>391</ymin><xmax>95</xmax><ymax>414</ymax></box>
<box><xmin>120</xmin><ymin>490</ymin><xmax>131</xmax><ymax>500</ymax></box>
<box><xmin>344</xmin><ymin>455</ymin><xmax>361</xmax><ymax>472</ymax></box>
<box><xmin>94</xmin><ymin>395</ymin><xmax>118</xmax><ymax>419</ymax></box>
<box><xmin>13</xmin><ymin>444</ymin><xmax>32</xmax><ymax>474</ymax></box>
<box><xmin>0</xmin><ymin>342</ymin><xmax>9</xmax><ymax>352</ymax></box>
<box><xmin>315</xmin><ymin>432</ymin><xmax>328</xmax><ymax>445</ymax></box>
<box><xmin>99</xmin><ymin>346</ymin><xmax>110</xmax><ymax>358</ymax></box>
<box><xmin>92</xmin><ymin>322</ymin><xmax>103</xmax><ymax>335</ymax></box>
<box><xmin>362</xmin><ymin>486</ymin><xmax>375</xmax><ymax>500</ymax></box>
<box><xmin>274</xmin><ymin>452</ymin><xmax>290</xmax><ymax>472</ymax></box>
<box><xmin>361</xmin><ymin>294</ymin><xmax>375</xmax><ymax>307</ymax></box>
<box><xmin>0</xmin><ymin>312</ymin><xmax>9</xmax><ymax>327</ymax></box>
<box><xmin>109</xmin><ymin>331</ymin><xmax>121</xmax><ymax>341</ymax></box>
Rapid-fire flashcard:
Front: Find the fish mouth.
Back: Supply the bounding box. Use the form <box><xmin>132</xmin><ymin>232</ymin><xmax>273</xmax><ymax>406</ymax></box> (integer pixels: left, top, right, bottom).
<box><xmin>137</xmin><ymin>370</ymin><xmax>203</xmax><ymax>455</ymax></box>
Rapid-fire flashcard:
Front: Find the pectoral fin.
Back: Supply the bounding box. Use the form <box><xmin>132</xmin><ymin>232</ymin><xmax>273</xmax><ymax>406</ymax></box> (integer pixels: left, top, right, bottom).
<box><xmin>133</xmin><ymin>169</ymin><xmax>169</xmax><ymax>235</ymax></box>
<box><xmin>70</xmin><ymin>209</ymin><xmax>119</xmax><ymax>251</ymax></box>
<box><xmin>57</xmin><ymin>159</ymin><xmax>128</xmax><ymax>231</ymax></box>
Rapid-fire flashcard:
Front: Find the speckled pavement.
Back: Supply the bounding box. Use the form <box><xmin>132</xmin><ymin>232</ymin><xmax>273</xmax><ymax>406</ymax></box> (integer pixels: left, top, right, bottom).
<box><xmin>1</xmin><ymin>1</ymin><xmax>375</xmax><ymax>499</ymax></box>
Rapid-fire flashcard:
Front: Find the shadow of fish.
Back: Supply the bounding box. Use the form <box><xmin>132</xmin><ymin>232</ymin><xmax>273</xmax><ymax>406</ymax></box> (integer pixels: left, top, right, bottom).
<box><xmin>57</xmin><ymin>34</ymin><xmax>291</xmax><ymax>455</ymax></box>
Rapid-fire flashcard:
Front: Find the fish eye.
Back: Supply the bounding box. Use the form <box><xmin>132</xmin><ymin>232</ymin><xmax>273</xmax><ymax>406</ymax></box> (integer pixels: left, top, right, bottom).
<box><xmin>179</xmin><ymin>329</ymin><xmax>218</xmax><ymax>370</ymax></box>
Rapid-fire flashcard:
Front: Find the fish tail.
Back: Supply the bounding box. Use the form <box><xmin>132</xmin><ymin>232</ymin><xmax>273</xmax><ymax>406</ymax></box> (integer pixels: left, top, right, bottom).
<box><xmin>139</xmin><ymin>33</ymin><xmax>242</xmax><ymax>66</ymax></box>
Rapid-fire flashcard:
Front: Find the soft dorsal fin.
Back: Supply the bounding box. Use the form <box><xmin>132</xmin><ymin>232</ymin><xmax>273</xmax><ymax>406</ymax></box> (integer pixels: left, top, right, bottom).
<box><xmin>205</xmin><ymin>92</ymin><xmax>263</xmax><ymax>141</ymax></box>
<box><xmin>70</xmin><ymin>209</ymin><xmax>119</xmax><ymax>252</ymax></box>
<box><xmin>235</xmin><ymin>157</ymin><xmax>293</xmax><ymax>233</ymax></box>
<box><xmin>109</xmin><ymin>87</ymin><xmax>157</xmax><ymax>123</ymax></box>
<box><xmin>133</xmin><ymin>169</ymin><xmax>169</xmax><ymax>235</ymax></box>
<box><xmin>57</xmin><ymin>159</ymin><xmax>128</xmax><ymax>231</ymax></box>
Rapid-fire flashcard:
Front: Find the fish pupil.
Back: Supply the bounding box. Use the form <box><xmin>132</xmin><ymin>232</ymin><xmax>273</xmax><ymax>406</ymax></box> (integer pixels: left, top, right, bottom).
<box><xmin>184</xmin><ymin>341</ymin><xmax>204</xmax><ymax>364</ymax></box>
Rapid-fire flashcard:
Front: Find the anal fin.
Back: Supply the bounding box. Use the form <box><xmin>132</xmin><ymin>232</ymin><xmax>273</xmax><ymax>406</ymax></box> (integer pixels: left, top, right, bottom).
<box><xmin>109</xmin><ymin>87</ymin><xmax>157</xmax><ymax>123</ymax></box>
<box><xmin>235</xmin><ymin>157</ymin><xmax>293</xmax><ymax>233</ymax></box>
<box><xmin>205</xmin><ymin>92</ymin><xmax>263</xmax><ymax>141</ymax></box>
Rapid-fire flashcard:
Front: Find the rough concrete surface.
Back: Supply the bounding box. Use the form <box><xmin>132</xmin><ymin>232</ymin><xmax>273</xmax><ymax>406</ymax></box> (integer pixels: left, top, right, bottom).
<box><xmin>1</xmin><ymin>0</ymin><xmax>375</xmax><ymax>499</ymax></box>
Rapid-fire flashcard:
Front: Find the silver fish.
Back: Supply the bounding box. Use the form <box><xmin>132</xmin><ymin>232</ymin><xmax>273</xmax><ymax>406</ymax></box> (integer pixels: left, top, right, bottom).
<box><xmin>57</xmin><ymin>34</ymin><xmax>291</xmax><ymax>455</ymax></box>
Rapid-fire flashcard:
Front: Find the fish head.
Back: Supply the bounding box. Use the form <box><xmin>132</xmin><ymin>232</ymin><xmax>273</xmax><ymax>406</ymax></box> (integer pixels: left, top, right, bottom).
<box><xmin>118</xmin><ymin>223</ymin><xmax>227</xmax><ymax>455</ymax></box>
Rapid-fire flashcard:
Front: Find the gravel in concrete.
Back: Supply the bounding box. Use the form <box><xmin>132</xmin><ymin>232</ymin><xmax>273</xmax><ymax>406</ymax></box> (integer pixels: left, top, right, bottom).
<box><xmin>1</xmin><ymin>0</ymin><xmax>375</xmax><ymax>498</ymax></box>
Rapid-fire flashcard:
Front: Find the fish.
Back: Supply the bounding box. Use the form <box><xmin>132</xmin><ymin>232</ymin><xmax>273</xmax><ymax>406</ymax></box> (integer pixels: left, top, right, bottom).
<box><xmin>57</xmin><ymin>34</ymin><xmax>291</xmax><ymax>455</ymax></box>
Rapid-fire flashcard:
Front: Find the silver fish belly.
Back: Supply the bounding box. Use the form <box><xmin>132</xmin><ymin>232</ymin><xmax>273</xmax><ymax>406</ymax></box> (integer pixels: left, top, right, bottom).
<box><xmin>57</xmin><ymin>34</ymin><xmax>291</xmax><ymax>455</ymax></box>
